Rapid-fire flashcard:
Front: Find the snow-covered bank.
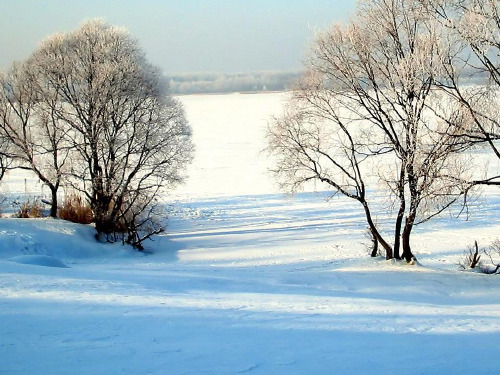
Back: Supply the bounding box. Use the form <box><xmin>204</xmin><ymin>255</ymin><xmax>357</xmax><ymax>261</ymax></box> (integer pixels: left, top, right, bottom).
<box><xmin>1</xmin><ymin>191</ymin><xmax>500</xmax><ymax>374</ymax></box>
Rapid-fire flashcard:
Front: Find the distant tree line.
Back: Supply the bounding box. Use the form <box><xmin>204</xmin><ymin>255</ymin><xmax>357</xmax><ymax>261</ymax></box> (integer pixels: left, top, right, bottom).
<box><xmin>165</xmin><ymin>71</ymin><xmax>301</xmax><ymax>95</ymax></box>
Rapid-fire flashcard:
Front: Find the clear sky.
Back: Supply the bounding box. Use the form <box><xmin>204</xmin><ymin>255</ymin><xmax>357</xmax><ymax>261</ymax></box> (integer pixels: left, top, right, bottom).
<box><xmin>0</xmin><ymin>0</ymin><xmax>355</xmax><ymax>74</ymax></box>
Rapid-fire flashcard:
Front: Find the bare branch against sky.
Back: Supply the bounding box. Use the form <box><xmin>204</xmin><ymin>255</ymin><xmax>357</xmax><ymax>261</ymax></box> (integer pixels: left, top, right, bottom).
<box><xmin>0</xmin><ymin>0</ymin><xmax>354</xmax><ymax>74</ymax></box>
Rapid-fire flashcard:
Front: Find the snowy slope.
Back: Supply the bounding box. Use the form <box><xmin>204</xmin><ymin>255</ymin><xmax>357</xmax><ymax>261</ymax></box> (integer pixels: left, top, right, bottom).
<box><xmin>1</xmin><ymin>93</ymin><xmax>500</xmax><ymax>375</ymax></box>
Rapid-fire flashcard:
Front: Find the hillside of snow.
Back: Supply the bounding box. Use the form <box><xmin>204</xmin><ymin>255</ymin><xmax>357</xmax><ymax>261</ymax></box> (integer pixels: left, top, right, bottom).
<box><xmin>1</xmin><ymin>93</ymin><xmax>499</xmax><ymax>374</ymax></box>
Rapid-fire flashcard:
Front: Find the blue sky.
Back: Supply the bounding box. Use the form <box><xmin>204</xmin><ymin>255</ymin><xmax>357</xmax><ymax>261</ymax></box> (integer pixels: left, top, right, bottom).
<box><xmin>0</xmin><ymin>0</ymin><xmax>355</xmax><ymax>74</ymax></box>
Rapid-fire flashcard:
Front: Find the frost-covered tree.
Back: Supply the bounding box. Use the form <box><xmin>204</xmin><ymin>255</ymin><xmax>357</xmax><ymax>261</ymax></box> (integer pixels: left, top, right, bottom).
<box><xmin>268</xmin><ymin>0</ymin><xmax>472</xmax><ymax>261</ymax></box>
<box><xmin>421</xmin><ymin>0</ymin><xmax>500</xmax><ymax>185</ymax></box>
<box><xmin>0</xmin><ymin>61</ymin><xmax>70</xmax><ymax>217</ymax></box>
<box><xmin>10</xmin><ymin>20</ymin><xmax>193</xmax><ymax>248</ymax></box>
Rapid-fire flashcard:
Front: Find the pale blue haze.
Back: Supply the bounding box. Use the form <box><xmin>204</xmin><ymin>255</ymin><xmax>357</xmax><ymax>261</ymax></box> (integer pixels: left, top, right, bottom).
<box><xmin>0</xmin><ymin>0</ymin><xmax>355</xmax><ymax>73</ymax></box>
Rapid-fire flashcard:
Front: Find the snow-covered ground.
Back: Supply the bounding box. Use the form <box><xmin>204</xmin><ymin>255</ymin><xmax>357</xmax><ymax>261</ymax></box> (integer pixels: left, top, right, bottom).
<box><xmin>1</xmin><ymin>92</ymin><xmax>499</xmax><ymax>374</ymax></box>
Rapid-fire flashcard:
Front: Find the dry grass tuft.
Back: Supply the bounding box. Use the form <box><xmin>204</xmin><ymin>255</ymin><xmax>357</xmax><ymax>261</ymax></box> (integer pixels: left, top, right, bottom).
<box><xmin>59</xmin><ymin>193</ymin><xmax>93</xmax><ymax>224</ymax></box>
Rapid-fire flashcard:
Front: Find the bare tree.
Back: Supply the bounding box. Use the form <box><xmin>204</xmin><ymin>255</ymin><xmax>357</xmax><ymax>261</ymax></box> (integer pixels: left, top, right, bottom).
<box><xmin>0</xmin><ymin>62</ymin><xmax>70</xmax><ymax>217</ymax></box>
<box><xmin>421</xmin><ymin>0</ymin><xmax>500</xmax><ymax>185</ymax></box>
<box><xmin>19</xmin><ymin>20</ymin><xmax>193</xmax><ymax>248</ymax></box>
<box><xmin>268</xmin><ymin>94</ymin><xmax>394</xmax><ymax>258</ymax></box>
<box><xmin>268</xmin><ymin>0</ymin><xmax>472</xmax><ymax>261</ymax></box>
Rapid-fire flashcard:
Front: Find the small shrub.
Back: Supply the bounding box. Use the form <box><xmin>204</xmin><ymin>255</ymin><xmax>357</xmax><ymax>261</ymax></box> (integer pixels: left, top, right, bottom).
<box><xmin>15</xmin><ymin>200</ymin><xmax>44</xmax><ymax>218</ymax></box>
<box><xmin>59</xmin><ymin>193</ymin><xmax>93</xmax><ymax>224</ymax></box>
<box><xmin>458</xmin><ymin>241</ymin><xmax>483</xmax><ymax>270</ymax></box>
<box><xmin>459</xmin><ymin>241</ymin><xmax>500</xmax><ymax>274</ymax></box>
<box><xmin>95</xmin><ymin>197</ymin><xmax>165</xmax><ymax>251</ymax></box>
<box><xmin>483</xmin><ymin>240</ymin><xmax>500</xmax><ymax>274</ymax></box>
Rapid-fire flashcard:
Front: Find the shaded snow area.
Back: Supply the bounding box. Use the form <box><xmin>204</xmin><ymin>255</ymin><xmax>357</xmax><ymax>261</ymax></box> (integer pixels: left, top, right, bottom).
<box><xmin>1</xmin><ymin>93</ymin><xmax>500</xmax><ymax>374</ymax></box>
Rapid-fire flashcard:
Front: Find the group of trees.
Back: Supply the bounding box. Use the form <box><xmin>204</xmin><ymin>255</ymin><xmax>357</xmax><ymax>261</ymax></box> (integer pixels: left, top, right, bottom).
<box><xmin>268</xmin><ymin>0</ymin><xmax>500</xmax><ymax>261</ymax></box>
<box><xmin>0</xmin><ymin>20</ymin><xmax>193</xmax><ymax>249</ymax></box>
<box><xmin>1</xmin><ymin>2</ymin><xmax>498</xmax><ymax>259</ymax></box>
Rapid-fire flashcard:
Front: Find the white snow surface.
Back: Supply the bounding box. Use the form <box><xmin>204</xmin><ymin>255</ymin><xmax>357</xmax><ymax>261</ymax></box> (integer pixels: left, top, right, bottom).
<box><xmin>1</xmin><ymin>92</ymin><xmax>500</xmax><ymax>374</ymax></box>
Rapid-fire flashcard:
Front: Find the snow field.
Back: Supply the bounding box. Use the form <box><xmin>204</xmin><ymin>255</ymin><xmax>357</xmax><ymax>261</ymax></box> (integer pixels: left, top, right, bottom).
<box><xmin>0</xmin><ymin>93</ymin><xmax>499</xmax><ymax>374</ymax></box>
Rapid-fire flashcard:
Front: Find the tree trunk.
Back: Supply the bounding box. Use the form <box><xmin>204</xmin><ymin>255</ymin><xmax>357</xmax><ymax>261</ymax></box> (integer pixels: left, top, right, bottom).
<box><xmin>93</xmin><ymin>193</ymin><xmax>113</xmax><ymax>234</ymax></box>
<box><xmin>370</xmin><ymin>233</ymin><xmax>379</xmax><ymax>257</ymax></box>
<box><xmin>393</xmin><ymin>169</ymin><xmax>406</xmax><ymax>260</ymax></box>
<box><xmin>49</xmin><ymin>186</ymin><xmax>58</xmax><ymax>218</ymax></box>
<box><xmin>401</xmin><ymin>217</ymin><xmax>416</xmax><ymax>262</ymax></box>
<box><xmin>362</xmin><ymin>201</ymin><xmax>393</xmax><ymax>259</ymax></box>
<box><xmin>393</xmin><ymin>207</ymin><xmax>404</xmax><ymax>260</ymax></box>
